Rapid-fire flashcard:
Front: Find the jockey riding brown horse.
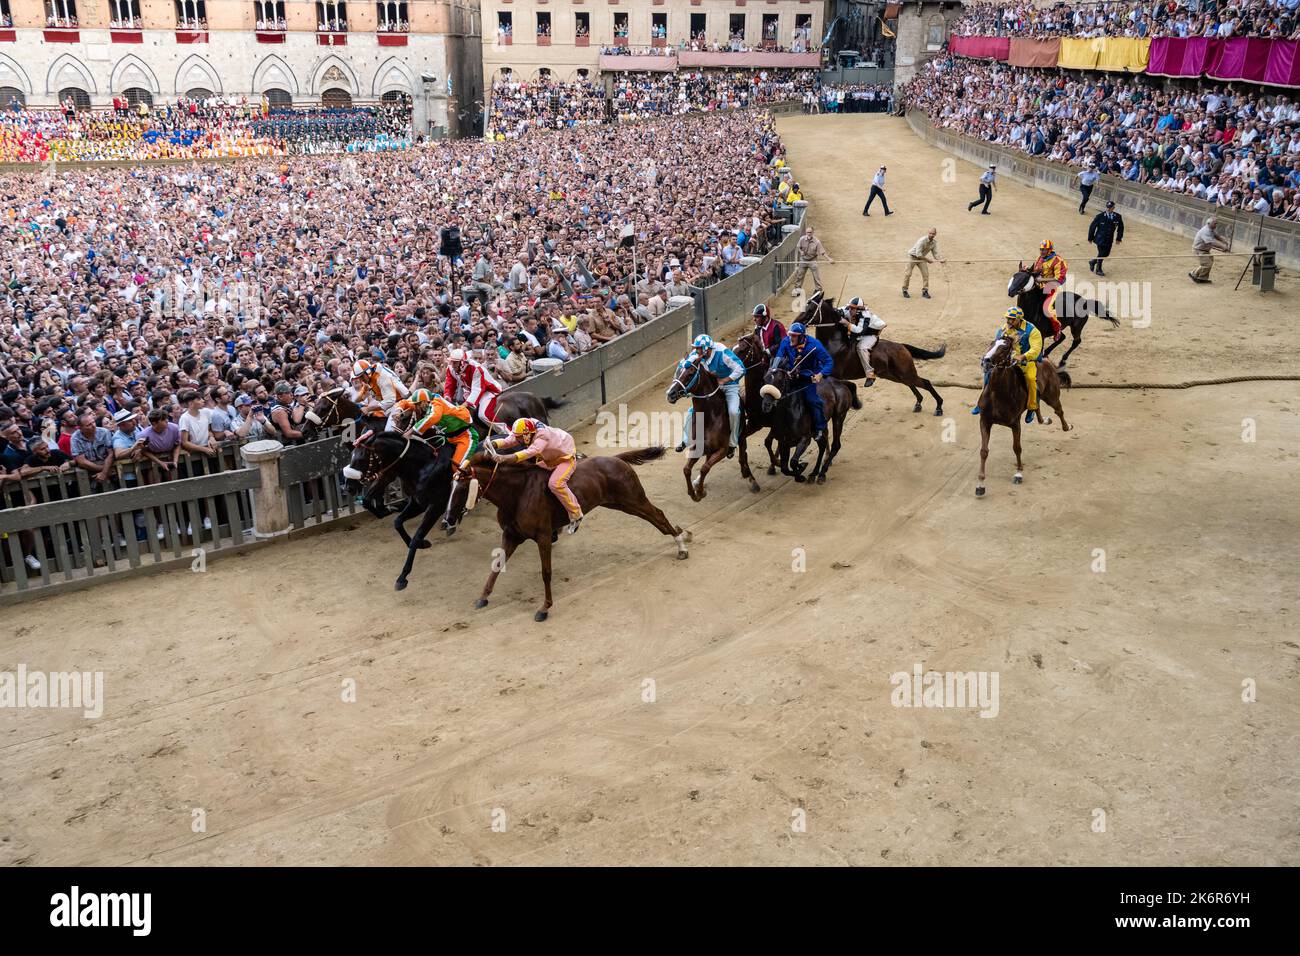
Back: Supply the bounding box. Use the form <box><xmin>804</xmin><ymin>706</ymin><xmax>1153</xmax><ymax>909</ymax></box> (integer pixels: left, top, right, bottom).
<box><xmin>444</xmin><ymin>448</ymin><xmax>690</xmax><ymax>621</ymax></box>
<box><xmin>975</xmin><ymin>337</ymin><xmax>1072</xmax><ymax>497</ymax></box>
<box><xmin>666</xmin><ymin>354</ymin><xmax>760</xmax><ymax>498</ymax></box>
<box><xmin>732</xmin><ymin>331</ymin><xmax>781</xmax><ymax>477</ymax></box>
<box><xmin>800</xmin><ymin>294</ymin><xmax>948</xmax><ymax>416</ymax></box>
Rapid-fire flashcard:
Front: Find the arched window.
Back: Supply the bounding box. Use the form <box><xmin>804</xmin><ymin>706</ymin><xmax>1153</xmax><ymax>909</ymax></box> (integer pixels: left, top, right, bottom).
<box><xmin>123</xmin><ymin>87</ymin><xmax>153</xmax><ymax>108</ymax></box>
<box><xmin>0</xmin><ymin>87</ymin><xmax>26</xmax><ymax>108</ymax></box>
<box><xmin>380</xmin><ymin>90</ymin><xmax>410</xmax><ymax>107</ymax></box>
<box><xmin>264</xmin><ymin>87</ymin><xmax>291</xmax><ymax>107</ymax></box>
<box><xmin>185</xmin><ymin>87</ymin><xmax>214</xmax><ymax>100</ymax></box>
<box><xmin>321</xmin><ymin>87</ymin><xmax>351</xmax><ymax>108</ymax></box>
<box><xmin>375</xmin><ymin>1</ymin><xmax>406</xmax><ymax>32</ymax></box>
<box><xmin>316</xmin><ymin>1</ymin><xmax>348</xmax><ymax>32</ymax></box>
<box><xmin>58</xmin><ymin>87</ymin><xmax>90</xmax><ymax>110</ymax></box>
<box><xmin>926</xmin><ymin>16</ymin><xmax>945</xmax><ymax>51</ymax></box>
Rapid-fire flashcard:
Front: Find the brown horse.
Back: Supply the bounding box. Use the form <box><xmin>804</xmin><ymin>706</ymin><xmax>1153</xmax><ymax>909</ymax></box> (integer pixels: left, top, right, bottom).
<box><xmin>975</xmin><ymin>336</ymin><xmax>1072</xmax><ymax>497</ymax></box>
<box><xmin>665</xmin><ymin>355</ymin><xmax>759</xmax><ymax>498</ymax></box>
<box><xmin>444</xmin><ymin>448</ymin><xmax>690</xmax><ymax>621</ymax></box>
<box><xmin>801</xmin><ymin>295</ymin><xmax>948</xmax><ymax>416</ymax></box>
<box><xmin>731</xmin><ymin>331</ymin><xmax>781</xmax><ymax>476</ymax></box>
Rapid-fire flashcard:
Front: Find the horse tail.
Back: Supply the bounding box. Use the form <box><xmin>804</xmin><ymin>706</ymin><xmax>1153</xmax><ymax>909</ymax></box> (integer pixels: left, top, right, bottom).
<box><xmin>844</xmin><ymin>380</ymin><xmax>862</xmax><ymax>410</ymax></box>
<box><xmin>1057</xmin><ymin>369</ymin><xmax>1072</xmax><ymax>390</ymax></box>
<box><xmin>543</xmin><ymin>396</ymin><xmax>565</xmax><ymax>409</ymax></box>
<box><xmin>1097</xmin><ymin>306</ymin><xmax>1120</xmax><ymax>328</ymax></box>
<box><xmin>617</xmin><ymin>446</ymin><xmax>667</xmax><ymax>466</ymax></box>
<box><xmin>903</xmin><ymin>342</ymin><xmax>947</xmax><ymax>361</ymax></box>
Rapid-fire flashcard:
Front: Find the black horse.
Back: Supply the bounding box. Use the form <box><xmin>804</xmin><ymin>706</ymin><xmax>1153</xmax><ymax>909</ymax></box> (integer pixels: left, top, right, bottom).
<box><xmin>759</xmin><ymin>359</ymin><xmax>860</xmax><ymax>484</ymax></box>
<box><xmin>343</xmin><ymin>430</ymin><xmax>456</xmax><ymax>591</ymax></box>
<box><xmin>1007</xmin><ymin>266</ymin><xmax>1119</xmax><ymax>367</ymax></box>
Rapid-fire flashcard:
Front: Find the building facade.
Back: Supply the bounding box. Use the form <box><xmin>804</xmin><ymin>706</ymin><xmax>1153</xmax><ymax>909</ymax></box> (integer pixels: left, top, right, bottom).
<box><xmin>0</xmin><ymin>0</ymin><xmax>483</xmax><ymax>135</ymax></box>
<box><xmin>481</xmin><ymin>0</ymin><xmax>831</xmax><ymax>84</ymax></box>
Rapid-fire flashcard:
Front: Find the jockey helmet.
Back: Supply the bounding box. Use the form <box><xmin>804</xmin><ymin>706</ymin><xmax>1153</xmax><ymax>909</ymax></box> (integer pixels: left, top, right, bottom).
<box><xmin>351</xmin><ymin>359</ymin><xmax>373</xmax><ymax>379</ymax></box>
<box><xmin>410</xmin><ymin>388</ymin><xmax>434</xmax><ymax>405</ymax></box>
<box><xmin>512</xmin><ymin>417</ymin><xmax>540</xmax><ymax>442</ymax></box>
<box><xmin>1004</xmin><ymin>306</ymin><xmax>1025</xmax><ymax>324</ymax></box>
<box><xmin>692</xmin><ymin>333</ymin><xmax>715</xmax><ymax>352</ymax></box>
<box><xmin>847</xmin><ymin>296</ymin><xmax>864</xmax><ymax>309</ymax></box>
<box><xmin>1039</xmin><ymin>239</ymin><xmax>1055</xmax><ymax>255</ymax></box>
<box><xmin>788</xmin><ymin>322</ymin><xmax>806</xmax><ymax>336</ymax></box>
<box><xmin>752</xmin><ymin>304</ymin><xmax>769</xmax><ymax>319</ymax></box>
<box><xmin>448</xmin><ymin>348</ymin><xmax>466</xmax><ymax>364</ymax></box>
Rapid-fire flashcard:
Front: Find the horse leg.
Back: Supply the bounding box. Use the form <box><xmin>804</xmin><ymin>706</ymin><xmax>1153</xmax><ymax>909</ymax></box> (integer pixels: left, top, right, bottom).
<box><xmin>818</xmin><ymin>412</ymin><xmax>846</xmax><ymax>483</ymax></box>
<box><xmin>908</xmin><ymin>383</ymin><xmax>924</xmax><ymax>413</ymax></box>
<box><xmin>475</xmin><ymin>528</ymin><xmax>523</xmax><ymax>609</ymax></box>
<box><xmin>1047</xmin><ymin>384</ymin><xmax>1071</xmax><ymax>433</ymax></box>
<box><xmin>683</xmin><ymin>454</ymin><xmax>700</xmax><ymax>502</ymax></box>
<box><xmin>737</xmin><ymin>430</ymin><xmax>760</xmax><ymax>493</ymax></box>
<box><xmin>1058</xmin><ymin>331</ymin><xmax>1083</xmax><ymax>367</ymax></box>
<box><xmin>391</xmin><ymin>496</ymin><xmax>426</xmax><ymax>549</ymax></box>
<box><xmin>1012</xmin><ymin>423</ymin><xmax>1025</xmax><ymax>484</ymax></box>
<box><xmin>765</xmin><ymin>431</ymin><xmax>779</xmax><ymax>475</ymax></box>
<box><xmin>534</xmin><ymin>535</ymin><xmax>554</xmax><ymax>622</ymax></box>
<box><xmin>606</xmin><ymin>488</ymin><xmax>692</xmax><ymax>559</ymax></box>
<box><xmin>395</xmin><ymin>505</ymin><xmax>443</xmax><ymax>591</ymax></box>
<box><xmin>976</xmin><ymin>417</ymin><xmax>991</xmax><ymax>497</ymax></box>
<box><xmin>790</xmin><ymin>436</ymin><xmax>811</xmax><ymax>481</ymax></box>
<box><xmin>694</xmin><ymin>445</ymin><xmax>729</xmax><ymax>500</ymax></box>
<box><xmin>921</xmin><ymin>378</ymin><xmax>944</xmax><ymax>416</ymax></box>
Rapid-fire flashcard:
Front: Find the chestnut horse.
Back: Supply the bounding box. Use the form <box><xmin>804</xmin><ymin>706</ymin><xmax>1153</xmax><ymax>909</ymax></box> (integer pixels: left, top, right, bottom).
<box><xmin>975</xmin><ymin>337</ymin><xmax>1072</xmax><ymax>497</ymax></box>
<box><xmin>444</xmin><ymin>448</ymin><xmax>690</xmax><ymax>621</ymax></box>
<box><xmin>800</xmin><ymin>295</ymin><xmax>948</xmax><ymax>416</ymax></box>
<box><xmin>665</xmin><ymin>355</ymin><xmax>760</xmax><ymax>498</ymax></box>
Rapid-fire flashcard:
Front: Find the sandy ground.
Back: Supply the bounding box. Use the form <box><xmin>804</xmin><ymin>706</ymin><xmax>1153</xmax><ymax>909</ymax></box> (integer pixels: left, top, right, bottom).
<box><xmin>2</xmin><ymin>115</ymin><xmax>1297</xmax><ymax>867</ymax></box>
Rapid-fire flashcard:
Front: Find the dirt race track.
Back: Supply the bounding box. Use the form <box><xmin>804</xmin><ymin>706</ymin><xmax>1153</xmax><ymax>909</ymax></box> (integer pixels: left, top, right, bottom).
<box><xmin>2</xmin><ymin>115</ymin><xmax>1298</xmax><ymax>866</ymax></box>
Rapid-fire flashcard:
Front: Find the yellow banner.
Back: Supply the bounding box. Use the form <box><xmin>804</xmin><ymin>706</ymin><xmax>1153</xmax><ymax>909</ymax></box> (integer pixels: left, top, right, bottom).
<box><xmin>1057</xmin><ymin>36</ymin><xmax>1151</xmax><ymax>72</ymax></box>
<box><xmin>1057</xmin><ymin>37</ymin><xmax>1100</xmax><ymax>70</ymax></box>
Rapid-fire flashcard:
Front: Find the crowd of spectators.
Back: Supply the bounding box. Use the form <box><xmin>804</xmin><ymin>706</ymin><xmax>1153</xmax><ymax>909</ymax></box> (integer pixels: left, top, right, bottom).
<box><xmin>489</xmin><ymin>78</ymin><xmax>607</xmax><ymax>138</ymax></box>
<box><xmin>952</xmin><ymin>1</ymin><xmax>1300</xmax><ymax>40</ymax></box>
<box><xmin>805</xmin><ymin>85</ymin><xmax>895</xmax><ymax>114</ymax></box>
<box><xmin>0</xmin><ymin>111</ymin><xmax>797</xmax><ymax>543</ymax></box>
<box><xmin>903</xmin><ymin>56</ymin><xmax>1300</xmax><ymax>218</ymax></box>
<box><xmin>610</xmin><ymin>70</ymin><xmax>822</xmax><ymax>120</ymax></box>
<box><xmin>0</xmin><ymin>100</ymin><xmax>413</xmax><ymax>162</ymax></box>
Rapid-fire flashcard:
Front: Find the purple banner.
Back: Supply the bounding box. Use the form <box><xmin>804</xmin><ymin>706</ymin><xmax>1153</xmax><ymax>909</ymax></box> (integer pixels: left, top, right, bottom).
<box><xmin>1209</xmin><ymin>36</ymin><xmax>1272</xmax><ymax>83</ymax></box>
<box><xmin>1265</xmin><ymin>40</ymin><xmax>1300</xmax><ymax>87</ymax></box>
<box><xmin>1147</xmin><ymin>37</ymin><xmax>1216</xmax><ymax>77</ymax></box>
<box><xmin>947</xmin><ymin>36</ymin><xmax>1011</xmax><ymax>61</ymax></box>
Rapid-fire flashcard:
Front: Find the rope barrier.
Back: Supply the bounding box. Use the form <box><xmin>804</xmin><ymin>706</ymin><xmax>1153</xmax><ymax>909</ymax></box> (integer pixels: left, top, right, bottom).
<box><xmin>928</xmin><ymin>374</ymin><xmax>1300</xmax><ymax>391</ymax></box>
<box><xmin>781</xmin><ymin>252</ymin><xmax>1263</xmax><ymax>266</ymax></box>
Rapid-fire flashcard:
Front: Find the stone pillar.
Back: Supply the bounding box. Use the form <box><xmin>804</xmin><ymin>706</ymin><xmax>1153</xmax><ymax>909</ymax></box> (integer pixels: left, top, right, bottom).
<box><xmin>240</xmin><ymin>440</ymin><xmax>289</xmax><ymax>538</ymax></box>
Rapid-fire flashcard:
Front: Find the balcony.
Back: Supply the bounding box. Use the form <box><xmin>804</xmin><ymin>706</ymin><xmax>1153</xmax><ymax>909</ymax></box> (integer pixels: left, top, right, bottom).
<box><xmin>317</xmin><ymin>31</ymin><xmax>348</xmax><ymax>45</ymax></box>
<box><xmin>175</xmin><ymin>30</ymin><xmax>209</xmax><ymax>43</ymax></box>
<box><xmin>377</xmin><ymin>32</ymin><xmax>408</xmax><ymax>46</ymax></box>
<box><xmin>0</xmin><ymin>29</ymin><xmax>14</xmax><ymax>42</ymax></box>
<box><xmin>612</xmin><ymin>35</ymin><xmax>627</xmax><ymax>46</ymax></box>
<box><xmin>651</xmin><ymin>36</ymin><xmax>665</xmax><ymax>47</ymax></box>
<box><xmin>536</xmin><ymin>34</ymin><xmax>550</xmax><ymax>46</ymax></box>
<box><xmin>575</xmin><ymin>34</ymin><xmax>589</xmax><ymax>47</ymax></box>
<box><xmin>110</xmin><ymin>28</ymin><xmax>143</xmax><ymax>43</ymax></box>
<box><xmin>255</xmin><ymin>30</ymin><xmax>286</xmax><ymax>43</ymax></box>
<box><xmin>496</xmin><ymin>31</ymin><xmax>512</xmax><ymax>45</ymax></box>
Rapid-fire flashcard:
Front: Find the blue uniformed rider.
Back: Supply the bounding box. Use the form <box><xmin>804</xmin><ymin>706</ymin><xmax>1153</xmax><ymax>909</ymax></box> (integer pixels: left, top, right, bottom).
<box><xmin>772</xmin><ymin>322</ymin><xmax>834</xmax><ymax>440</ymax></box>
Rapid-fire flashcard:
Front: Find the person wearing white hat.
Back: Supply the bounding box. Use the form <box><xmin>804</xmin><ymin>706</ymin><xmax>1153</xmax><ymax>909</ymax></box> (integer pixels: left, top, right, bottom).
<box><xmin>1076</xmin><ymin>160</ymin><xmax>1101</xmax><ymax>215</ymax></box>
<box><xmin>443</xmin><ymin>347</ymin><xmax>504</xmax><ymax>426</ymax></box>
<box><xmin>969</xmin><ymin>164</ymin><xmax>996</xmax><ymax>214</ymax></box>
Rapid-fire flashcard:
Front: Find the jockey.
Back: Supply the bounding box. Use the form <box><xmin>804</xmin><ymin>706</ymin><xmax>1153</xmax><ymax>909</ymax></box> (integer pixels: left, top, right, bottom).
<box><xmin>444</xmin><ymin>347</ymin><xmax>503</xmax><ymax>427</ymax></box>
<box><xmin>1031</xmin><ymin>239</ymin><xmax>1067</xmax><ymax>342</ymax></box>
<box><xmin>489</xmin><ymin>417</ymin><xmax>584</xmax><ymax>534</ymax></box>
<box><xmin>751</xmin><ymin>303</ymin><xmax>787</xmax><ymax>357</ymax></box>
<box><xmin>396</xmin><ymin>387</ymin><xmax>478</xmax><ymax>470</ymax></box>
<box><xmin>350</xmin><ymin>358</ymin><xmax>409</xmax><ymax>429</ymax></box>
<box><xmin>971</xmin><ymin>306</ymin><xmax>1043</xmax><ymax>422</ymax></box>
<box><xmin>676</xmin><ymin>333</ymin><xmax>745</xmax><ymax>455</ymax></box>
<box><xmin>772</xmin><ymin>322</ymin><xmax>834</xmax><ymax>440</ymax></box>
<box><xmin>839</xmin><ymin>296</ymin><xmax>887</xmax><ymax>387</ymax></box>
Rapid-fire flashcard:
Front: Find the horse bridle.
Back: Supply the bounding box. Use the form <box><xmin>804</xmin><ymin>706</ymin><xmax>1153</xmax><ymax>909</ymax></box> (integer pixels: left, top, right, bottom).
<box><xmin>304</xmin><ymin>387</ymin><xmax>347</xmax><ymax>428</ymax></box>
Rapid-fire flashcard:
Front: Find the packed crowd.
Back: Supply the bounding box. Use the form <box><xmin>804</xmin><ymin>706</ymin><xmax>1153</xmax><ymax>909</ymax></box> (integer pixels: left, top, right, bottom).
<box><xmin>610</xmin><ymin>70</ymin><xmax>821</xmax><ymax>120</ymax></box>
<box><xmin>903</xmin><ymin>56</ymin><xmax>1300</xmax><ymax>217</ymax></box>
<box><xmin>804</xmin><ymin>85</ymin><xmax>895</xmax><ymax>114</ymax></box>
<box><xmin>0</xmin><ymin>101</ymin><xmax>413</xmax><ymax>162</ymax></box>
<box><xmin>952</xmin><ymin>0</ymin><xmax>1300</xmax><ymax>40</ymax></box>
<box><xmin>0</xmin><ymin>111</ymin><xmax>797</xmax><ymax>533</ymax></box>
<box><xmin>488</xmin><ymin>79</ymin><xmax>606</xmax><ymax>138</ymax></box>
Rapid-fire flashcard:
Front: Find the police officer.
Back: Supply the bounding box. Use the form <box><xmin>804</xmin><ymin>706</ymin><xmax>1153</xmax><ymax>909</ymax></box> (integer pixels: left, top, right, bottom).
<box><xmin>1076</xmin><ymin>160</ymin><xmax>1100</xmax><ymax>215</ymax></box>
<box><xmin>1087</xmin><ymin>200</ymin><xmax>1124</xmax><ymax>277</ymax></box>
<box><xmin>968</xmin><ymin>164</ymin><xmax>996</xmax><ymax>214</ymax></box>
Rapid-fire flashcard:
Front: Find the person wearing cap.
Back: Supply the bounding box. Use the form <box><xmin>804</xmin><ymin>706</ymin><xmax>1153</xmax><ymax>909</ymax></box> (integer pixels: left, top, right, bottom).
<box><xmin>751</xmin><ymin>303</ymin><xmax>787</xmax><ymax>357</ymax></box>
<box><xmin>972</xmin><ymin>306</ymin><xmax>1042</xmax><ymax>421</ymax></box>
<box><xmin>674</xmin><ymin>333</ymin><xmax>745</xmax><ymax>455</ymax></box>
<box><xmin>396</xmin><ymin>387</ymin><xmax>478</xmax><ymax>470</ymax></box>
<box><xmin>969</xmin><ymin>164</ymin><xmax>996</xmax><ymax>215</ymax></box>
<box><xmin>488</xmin><ymin>417</ymin><xmax>584</xmax><ymax>535</ymax></box>
<box><xmin>1076</xmin><ymin>161</ymin><xmax>1101</xmax><ymax>215</ymax></box>
<box><xmin>1087</xmin><ymin>201</ymin><xmax>1125</xmax><ymax>277</ymax></box>
<box><xmin>793</xmin><ymin>226</ymin><xmax>833</xmax><ymax>296</ymax></box>
<box><xmin>863</xmin><ymin>165</ymin><xmax>892</xmax><ymax>216</ymax></box>
<box><xmin>1190</xmin><ymin>216</ymin><xmax>1230</xmax><ymax>284</ymax></box>
<box><xmin>350</xmin><ymin>357</ymin><xmax>409</xmax><ymax>428</ymax></box>
<box><xmin>443</xmin><ymin>347</ymin><xmax>504</xmax><ymax>428</ymax></box>
<box><xmin>903</xmin><ymin>228</ymin><xmax>945</xmax><ymax>300</ymax></box>
<box><xmin>269</xmin><ymin>381</ymin><xmax>306</xmax><ymax>443</ymax></box>
<box><xmin>110</xmin><ymin>407</ymin><xmax>142</xmax><ymax>466</ymax></box>
<box><xmin>839</xmin><ymin>296</ymin><xmax>887</xmax><ymax>387</ymax></box>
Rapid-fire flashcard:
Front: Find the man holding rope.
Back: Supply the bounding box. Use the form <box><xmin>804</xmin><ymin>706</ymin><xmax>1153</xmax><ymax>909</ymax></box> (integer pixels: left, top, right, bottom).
<box><xmin>793</xmin><ymin>226</ymin><xmax>834</xmax><ymax>296</ymax></box>
<box><xmin>1190</xmin><ymin>217</ymin><xmax>1231</xmax><ymax>284</ymax></box>
<box><xmin>902</xmin><ymin>228</ymin><xmax>946</xmax><ymax>300</ymax></box>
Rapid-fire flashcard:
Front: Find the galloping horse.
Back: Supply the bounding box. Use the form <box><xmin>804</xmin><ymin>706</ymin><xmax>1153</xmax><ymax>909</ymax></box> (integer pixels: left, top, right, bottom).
<box><xmin>975</xmin><ymin>337</ymin><xmax>1072</xmax><ymax>497</ymax></box>
<box><xmin>445</xmin><ymin>448</ymin><xmax>690</xmax><ymax>621</ymax></box>
<box><xmin>801</xmin><ymin>295</ymin><xmax>948</xmax><ymax>415</ymax></box>
<box><xmin>731</xmin><ymin>332</ymin><xmax>781</xmax><ymax>476</ymax></box>
<box><xmin>303</xmin><ymin>389</ymin><xmax>397</xmax><ymax>517</ymax></box>
<box><xmin>665</xmin><ymin>355</ymin><xmax>760</xmax><ymax>498</ymax></box>
<box><xmin>1008</xmin><ymin>265</ymin><xmax>1119</xmax><ymax>367</ymax></box>
<box><xmin>760</xmin><ymin>360</ymin><xmax>859</xmax><ymax>484</ymax></box>
<box><xmin>342</xmin><ymin>430</ymin><xmax>456</xmax><ymax>590</ymax></box>
<box><xmin>473</xmin><ymin>391</ymin><xmax>564</xmax><ymax>440</ymax></box>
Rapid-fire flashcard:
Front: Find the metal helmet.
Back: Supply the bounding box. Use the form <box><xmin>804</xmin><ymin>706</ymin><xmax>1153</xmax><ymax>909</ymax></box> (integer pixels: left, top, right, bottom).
<box><xmin>1004</xmin><ymin>306</ymin><xmax>1025</xmax><ymax>323</ymax></box>
<box><xmin>692</xmin><ymin>334</ymin><xmax>715</xmax><ymax>351</ymax></box>
<box><xmin>1039</xmin><ymin>239</ymin><xmax>1054</xmax><ymax>254</ymax></box>
<box><xmin>788</xmin><ymin>322</ymin><xmax>806</xmax><ymax>336</ymax></box>
<box><xmin>448</xmin><ymin>348</ymin><xmax>466</xmax><ymax>363</ymax></box>
<box><xmin>512</xmin><ymin>417</ymin><xmax>539</xmax><ymax>441</ymax></box>
<box><xmin>847</xmin><ymin>296</ymin><xmax>864</xmax><ymax>309</ymax></box>
<box><xmin>410</xmin><ymin>388</ymin><xmax>434</xmax><ymax>405</ymax></box>
<box><xmin>351</xmin><ymin>359</ymin><xmax>373</xmax><ymax>378</ymax></box>
<box><xmin>752</xmin><ymin>304</ymin><xmax>769</xmax><ymax>319</ymax></box>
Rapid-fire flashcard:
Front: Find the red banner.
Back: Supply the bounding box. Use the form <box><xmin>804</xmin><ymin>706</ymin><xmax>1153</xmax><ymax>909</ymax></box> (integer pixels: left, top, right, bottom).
<box><xmin>43</xmin><ymin>29</ymin><xmax>80</xmax><ymax>42</ymax></box>
<box><xmin>110</xmin><ymin>30</ymin><xmax>143</xmax><ymax>43</ymax></box>
<box><xmin>377</xmin><ymin>34</ymin><xmax>408</xmax><ymax>46</ymax></box>
<box><xmin>1007</xmin><ymin>38</ymin><xmax>1060</xmax><ymax>68</ymax></box>
<box><xmin>948</xmin><ymin>35</ymin><xmax>1010</xmax><ymax>60</ymax></box>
